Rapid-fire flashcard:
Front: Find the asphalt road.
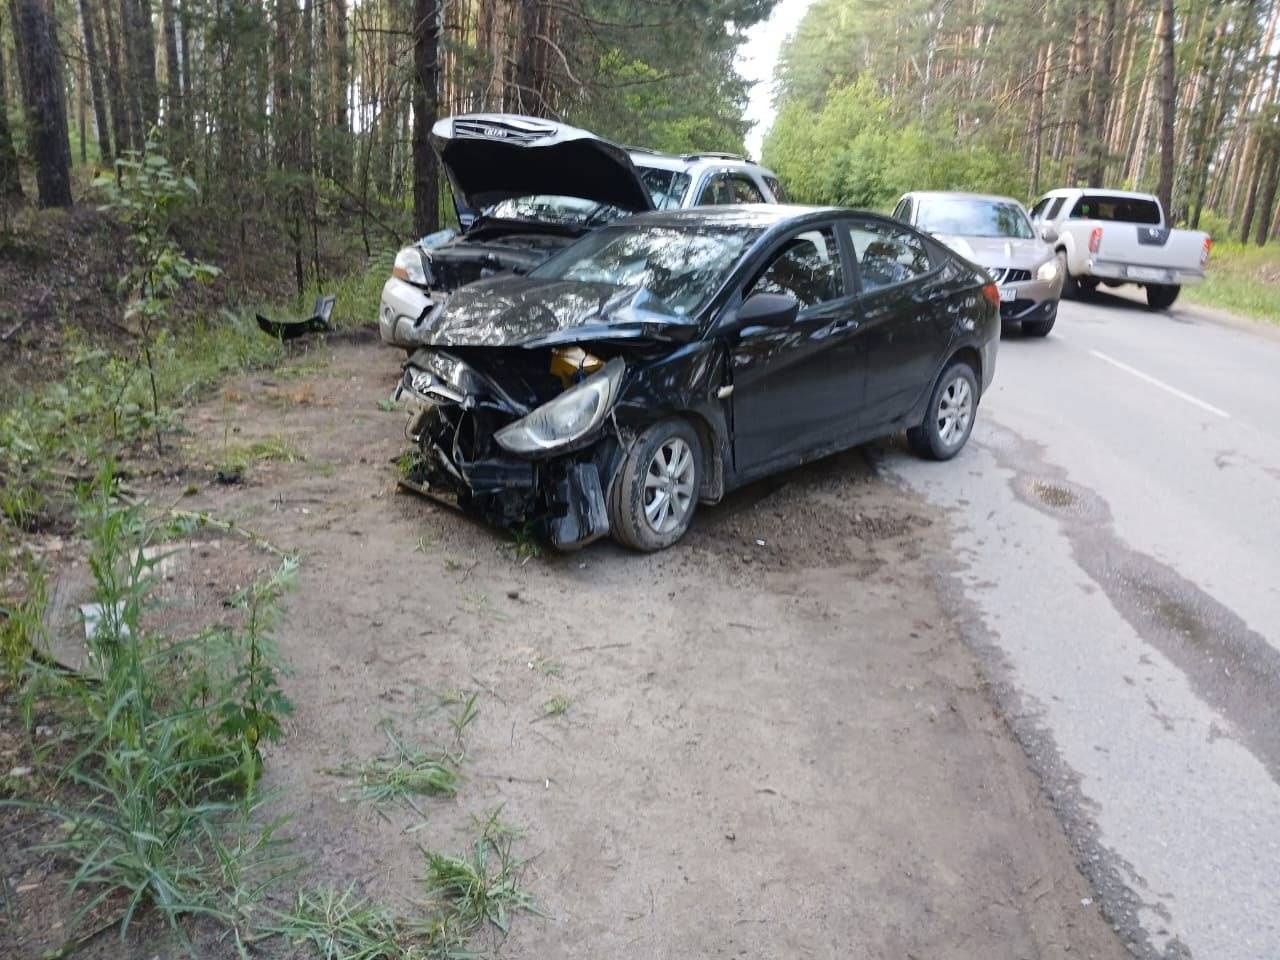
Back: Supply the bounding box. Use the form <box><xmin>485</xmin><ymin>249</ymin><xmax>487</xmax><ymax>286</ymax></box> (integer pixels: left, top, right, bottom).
<box><xmin>879</xmin><ymin>289</ymin><xmax>1280</xmax><ymax>960</ymax></box>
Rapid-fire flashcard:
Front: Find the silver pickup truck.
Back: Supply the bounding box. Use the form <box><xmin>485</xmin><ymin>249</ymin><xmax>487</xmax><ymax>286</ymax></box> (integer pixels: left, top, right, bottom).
<box><xmin>1029</xmin><ymin>188</ymin><xmax>1211</xmax><ymax>310</ymax></box>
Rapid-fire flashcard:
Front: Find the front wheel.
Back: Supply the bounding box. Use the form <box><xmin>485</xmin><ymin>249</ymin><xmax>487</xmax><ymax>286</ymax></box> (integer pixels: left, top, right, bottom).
<box><xmin>1146</xmin><ymin>284</ymin><xmax>1180</xmax><ymax>310</ymax></box>
<box><xmin>907</xmin><ymin>362</ymin><xmax>978</xmax><ymax>461</ymax></box>
<box><xmin>1022</xmin><ymin>312</ymin><xmax>1057</xmax><ymax>338</ymax></box>
<box><xmin>608</xmin><ymin>418</ymin><xmax>702</xmax><ymax>552</ymax></box>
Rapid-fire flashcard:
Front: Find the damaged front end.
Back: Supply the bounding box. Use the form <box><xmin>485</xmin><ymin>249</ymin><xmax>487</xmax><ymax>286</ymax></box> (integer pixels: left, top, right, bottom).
<box><xmin>396</xmin><ymin>346</ymin><xmax>623</xmax><ymax>549</ymax></box>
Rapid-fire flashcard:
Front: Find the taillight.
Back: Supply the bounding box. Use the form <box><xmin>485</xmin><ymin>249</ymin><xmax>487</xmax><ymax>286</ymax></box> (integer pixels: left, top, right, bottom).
<box><xmin>1201</xmin><ymin>236</ymin><xmax>1212</xmax><ymax>266</ymax></box>
<box><xmin>1089</xmin><ymin>227</ymin><xmax>1103</xmax><ymax>254</ymax></box>
<box><xmin>981</xmin><ymin>282</ymin><xmax>1000</xmax><ymax>307</ymax></box>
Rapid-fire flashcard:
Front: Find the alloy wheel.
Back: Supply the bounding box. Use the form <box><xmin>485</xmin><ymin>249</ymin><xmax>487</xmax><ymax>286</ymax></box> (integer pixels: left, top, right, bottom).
<box><xmin>643</xmin><ymin>437</ymin><xmax>696</xmax><ymax>534</ymax></box>
<box><xmin>936</xmin><ymin>376</ymin><xmax>974</xmax><ymax>448</ymax></box>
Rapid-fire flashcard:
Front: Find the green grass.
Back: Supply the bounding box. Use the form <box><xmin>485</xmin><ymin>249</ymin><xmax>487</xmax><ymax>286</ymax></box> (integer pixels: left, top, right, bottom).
<box><xmin>268</xmin><ymin>884</ymin><xmax>465</xmax><ymax>960</ymax></box>
<box><xmin>1183</xmin><ymin>241</ymin><xmax>1280</xmax><ymax>325</ymax></box>
<box><xmin>422</xmin><ymin>838</ymin><xmax>538</xmax><ymax>936</ymax></box>
<box><xmin>328</xmin><ymin>724</ymin><xmax>463</xmax><ymax>812</ymax></box>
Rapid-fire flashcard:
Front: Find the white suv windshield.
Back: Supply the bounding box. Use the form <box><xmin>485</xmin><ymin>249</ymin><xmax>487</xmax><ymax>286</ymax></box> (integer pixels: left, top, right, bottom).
<box><xmin>482</xmin><ymin>195</ymin><xmax>616</xmax><ymax>227</ymax></box>
<box><xmin>636</xmin><ymin>167</ymin><xmax>693</xmax><ymax>210</ymax></box>
<box><xmin>917</xmin><ymin>198</ymin><xmax>1033</xmax><ymax>239</ymax></box>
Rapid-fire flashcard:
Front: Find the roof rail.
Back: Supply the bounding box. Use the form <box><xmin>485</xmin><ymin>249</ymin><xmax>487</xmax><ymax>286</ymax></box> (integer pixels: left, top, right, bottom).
<box><xmin>680</xmin><ymin>151</ymin><xmax>750</xmax><ymax>163</ymax></box>
<box><xmin>624</xmin><ymin>144</ymin><xmax>667</xmax><ymax>156</ymax></box>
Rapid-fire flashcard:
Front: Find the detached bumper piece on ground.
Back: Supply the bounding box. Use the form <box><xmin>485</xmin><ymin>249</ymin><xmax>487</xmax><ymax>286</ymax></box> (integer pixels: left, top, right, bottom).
<box><xmin>257</xmin><ymin>294</ymin><xmax>335</xmax><ymax>340</ymax></box>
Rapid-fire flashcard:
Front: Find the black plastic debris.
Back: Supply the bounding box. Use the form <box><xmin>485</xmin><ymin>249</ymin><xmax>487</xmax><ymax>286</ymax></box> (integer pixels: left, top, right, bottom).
<box><xmin>256</xmin><ymin>294</ymin><xmax>336</xmax><ymax>340</ymax></box>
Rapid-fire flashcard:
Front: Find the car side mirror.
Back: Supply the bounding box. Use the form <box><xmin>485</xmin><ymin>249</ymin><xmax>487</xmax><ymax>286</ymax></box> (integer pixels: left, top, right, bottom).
<box><xmin>726</xmin><ymin>292</ymin><xmax>800</xmax><ymax>335</ymax></box>
<box><xmin>1039</xmin><ymin>225</ymin><xmax>1059</xmax><ymax>244</ymax></box>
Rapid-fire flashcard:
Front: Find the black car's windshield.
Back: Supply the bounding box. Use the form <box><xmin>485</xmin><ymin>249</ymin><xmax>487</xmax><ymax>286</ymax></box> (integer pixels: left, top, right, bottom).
<box><xmin>917</xmin><ymin>198</ymin><xmax>1034</xmax><ymax>239</ymax></box>
<box><xmin>482</xmin><ymin>195</ymin><xmax>618</xmax><ymax>228</ymax></box>
<box><xmin>530</xmin><ymin>224</ymin><xmax>761</xmax><ymax>315</ymax></box>
<box><xmin>635</xmin><ymin>166</ymin><xmax>692</xmax><ymax>210</ymax></box>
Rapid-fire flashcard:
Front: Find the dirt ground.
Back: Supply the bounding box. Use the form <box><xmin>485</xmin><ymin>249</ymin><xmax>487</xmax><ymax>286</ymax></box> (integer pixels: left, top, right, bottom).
<box><xmin>4</xmin><ymin>336</ymin><xmax>1129</xmax><ymax>959</ymax></box>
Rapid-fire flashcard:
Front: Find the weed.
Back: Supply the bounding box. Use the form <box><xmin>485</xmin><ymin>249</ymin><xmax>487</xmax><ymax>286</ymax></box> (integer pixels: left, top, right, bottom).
<box><xmin>472</xmin><ymin>805</ymin><xmax>525</xmax><ymax>846</ymax></box>
<box><xmin>267</xmin><ymin>884</ymin><xmax>464</xmax><ymax>960</ymax></box>
<box><xmin>507</xmin><ymin>523</ymin><xmax>543</xmax><ymax>562</ymax></box>
<box><xmin>377</xmin><ymin>398</ymin><xmax>398</xmax><ymax>413</ymax></box>
<box><xmin>330</xmin><ymin>724</ymin><xmax>462</xmax><ymax>812</ymax></box>
<box><xmin>0</xmin><ymin>554</ymin><xmax>46</xmax><ymax>683</ymax></box>
<box><xmin>540</xmin><ymin>695</ymin><xmax>571</xmax><ymax>719</ymax></box>
<box><xmin>9</xmin><ymin>479</ymin><xmax>297</xmax><ymax>943</ymax></box>
<box><xmin>397</xmin><ymin>449</ymin><xmax>429</xmax><ymax>483</ymax></box>
<box><xmin>449</xmin><ymin>692</ymin><xmax>480</xmax><ymax>748</ymax></box>
<box><xmin>422</xmin><ymin>838</ymin><xmax>538</xmax><ymax>936</ymax></box>
<box><xmin>1183</xmin><ymin>241</ymin><xmax>1280</xmax><ymax>324</ymax></box>
<box><xmin>413</xmin><ymin>535</ymin><xmax>434</xmax><ymax>554</ymax></box>
<box><xmin>214</xmin><ymin>434</ymin><xmax>305</xmax><ymax>482</ymax></box>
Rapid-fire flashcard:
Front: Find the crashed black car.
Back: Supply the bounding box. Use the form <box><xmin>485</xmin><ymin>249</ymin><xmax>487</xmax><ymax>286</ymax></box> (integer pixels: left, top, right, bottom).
<box><xmin>394</xmin><ymin>205</ymin><xmax>1000</xmax><ymax>551</ymax></box>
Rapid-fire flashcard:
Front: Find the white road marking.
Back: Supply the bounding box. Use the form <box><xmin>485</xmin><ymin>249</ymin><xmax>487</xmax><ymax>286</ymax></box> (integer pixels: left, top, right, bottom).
<box><xmin>1090</xmin><ymin>350</ymin><xmax>1230</xmax><ymax>419</ymax></box>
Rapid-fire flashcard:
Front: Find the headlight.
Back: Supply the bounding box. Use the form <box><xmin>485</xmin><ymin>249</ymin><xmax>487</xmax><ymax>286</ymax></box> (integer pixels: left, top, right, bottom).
<box><xmin>1036</xmin><ymin>258</ymin><xmax>1059</xmax><ymax>282</ymax></box>
<box><xmin>392</xmin><ymin>247</ymin><xmax>431</xmax><ymax>286</ymax></box>
<box><xmin>495</xmin><ymin>358</ymin><xmax>624</xmax><ymax>455</ymax></box>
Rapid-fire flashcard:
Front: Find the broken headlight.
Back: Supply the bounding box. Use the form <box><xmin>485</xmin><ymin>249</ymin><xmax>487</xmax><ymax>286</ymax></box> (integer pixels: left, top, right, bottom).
<box><xmin>495</xmin><ymin>357</ymin><xmax>624</xmax><ymax>455</ymax></box>
<box><xmin>392</xmin><ymin>247</ymin><xmax>432</xmax><ymax>287</ymax></box>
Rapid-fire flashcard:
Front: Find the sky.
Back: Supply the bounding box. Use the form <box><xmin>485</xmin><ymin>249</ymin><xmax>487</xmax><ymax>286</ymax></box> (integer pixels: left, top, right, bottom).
<box><xmin>738</xmin><ymin>0</ymin><xmax>815</xmax><ymax>159</ymax></box>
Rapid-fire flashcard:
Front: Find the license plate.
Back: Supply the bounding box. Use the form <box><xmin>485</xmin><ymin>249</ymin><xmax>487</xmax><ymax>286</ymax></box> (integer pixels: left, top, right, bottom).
<box><xmin>998</xmin><ymin>286</ymin><xmax>1017</xmax><ymax>301</ymax></box>
<box><xmin>1128</xmin><ymin>266</ymin><xmax>1168</xmax><ymax>282</ymax></box>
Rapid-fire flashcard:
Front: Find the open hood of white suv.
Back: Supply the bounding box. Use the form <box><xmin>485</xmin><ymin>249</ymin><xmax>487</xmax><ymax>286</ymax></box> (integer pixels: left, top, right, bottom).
<box><xmin>430</xmin><ymin>114</ymin><xmax>654</xmax><ymax>216</ymax></box>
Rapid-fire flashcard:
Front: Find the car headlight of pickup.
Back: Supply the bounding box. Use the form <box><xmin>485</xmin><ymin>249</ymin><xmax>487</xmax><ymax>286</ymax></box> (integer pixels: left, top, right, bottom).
<box><xmin>495</xmin><ymin>358</ymin><xmax>624</xmax><ymax>455</ymax></box>
<box><xmin>392</xmin><ymin>247</ymin><xmax>432</xmax><ymax>287</ymax></box>
<box><xmin>1036</xmin><ymin>258</ymin><xmax>1059</xmax><ymax>282</ymax></box>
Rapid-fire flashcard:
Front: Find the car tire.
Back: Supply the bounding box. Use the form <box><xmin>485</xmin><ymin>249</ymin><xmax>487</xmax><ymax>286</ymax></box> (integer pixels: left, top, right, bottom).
<box><xmin>1146</xmin><ymin>283</ymin><xmax>1180</xmax><ymax>310</ymax></box>
<box><xmin>1057</xmin><ymin>253</ymin><xmax>1079</xmax><ymax>299</ymax></box>
<box><xmin>608</xmin><ymin>418</ymin><xmax>702</xmax><ymax>552</ymax></box>
<box><xmin>907</xmin><ymin>361</ymin><xmax>979</xmax><ymax>461</ymax></box>
<box><xmin>1022</xmin><ymin>314</ymin><xmax>1056</xmax><ymax>338</ymax></box>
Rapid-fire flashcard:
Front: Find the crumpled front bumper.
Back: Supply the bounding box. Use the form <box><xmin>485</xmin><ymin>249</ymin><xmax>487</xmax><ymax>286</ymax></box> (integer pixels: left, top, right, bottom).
<box><xmin>395</xmin><ymin>367</ymin><xmax>616</xmax><ymax>549</ymax></box>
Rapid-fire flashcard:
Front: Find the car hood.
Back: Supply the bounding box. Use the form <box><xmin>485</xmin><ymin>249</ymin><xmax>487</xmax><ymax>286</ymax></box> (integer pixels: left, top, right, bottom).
<box><xmin>431</xmin><ymin>114</ymin><xmax>653</xmax><ymax>215</ymax></box>
<box><xmin>932</xmin><ymin>234</ymin><xmax>1052</xmax><ymax>269</ymax></box>
<box><xmin>403</xmin><ymin>275</ymin><xmax>699</xmax><ymax>349</ymax></box>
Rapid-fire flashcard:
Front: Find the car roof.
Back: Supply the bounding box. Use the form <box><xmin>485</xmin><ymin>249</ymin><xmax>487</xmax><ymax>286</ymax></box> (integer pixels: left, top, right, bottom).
<box><xmin>906</xmin><ymin>190</ymin><xmax>1026</xmax><ymax>207</ymax></box>
<box><xmin>1043</xmin><ymin>187</ymin><xmax>1159</xmax><ymax>202</ymax></box>
<box><xmin>627</xmin><ymin>149</ymin><xmax>777</xmax><ymax>179</ymax></box>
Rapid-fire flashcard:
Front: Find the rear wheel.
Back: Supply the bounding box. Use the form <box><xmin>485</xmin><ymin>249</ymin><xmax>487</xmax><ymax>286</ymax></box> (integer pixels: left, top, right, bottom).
<box><xmin>907</xmin><ymin>361</ymin><xmax>979</xmax><ymax>461</ymax></box>
<box><xmin>609</xmin><ymin>418</ymin><xmax>702</xmax><ymax>552</ymax></box>
<box><xmin>1146</xmin><ymin>284</ymin><xmax>1181</xmax><ymax>310</ymax></box>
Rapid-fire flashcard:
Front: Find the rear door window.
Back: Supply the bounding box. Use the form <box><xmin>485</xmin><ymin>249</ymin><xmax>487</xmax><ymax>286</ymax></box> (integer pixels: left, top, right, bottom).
<box><xmin>844</xmin><ymin>221</ymin><xmax>933</xmax><ymax>293</ymax></box>
<box><xmin>1069</xmin><ymin>194</ymin><xmax>1162</xmax><ymax>224</ymax></box>
<box><xmin>748</xmin><ymin>227</ymin><xmax>845</xmax><ymax>309</ymax></box>
<box><xmin>730</xmin><ymin>175</ymin><xmax>765</xmax><ymax>204</ymax></box>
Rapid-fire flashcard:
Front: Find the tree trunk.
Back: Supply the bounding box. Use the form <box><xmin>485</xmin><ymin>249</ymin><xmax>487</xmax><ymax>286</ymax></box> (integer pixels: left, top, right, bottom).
<box><xmin>1083</xmin><ymin>0</ymin><xmax>1117</xmax><ymax>186</ymax></box>
<box><xmin>412</xmin><ymin>0</ymin><xmax>440</xmax><ymax>236</ymax></box>
<box><xmin>1155</xmin><ymin>0</ymin><xmax>1176</xmax><ymax>219</ymax></box>
<box><xmin>13</xmin><ymin>0</ymin><xmax>72</xmax><ymax>206</ymax></box>
<box><xmin>0</xmin><ymin>6</ymin><xmax>23</xmax><ymax>198</ymax></box>
<box><xmin>99</xmin><ymin>0</ymin><xmax>131</xmax><ymax>155</ymax></box>
<box><xmin>78</xmin><ymin>0</ymin><xmax>113</xmax><ymax>164</ymax></box>
<box><xmin>1255</xmin><ymin>140</ymin><xmax>1280</xmax><ymax>246</ymax></box>
<box><xmin>161</xmin><ymin>0</ymin><xmax>183</xmax><ymax>156</ymax></box>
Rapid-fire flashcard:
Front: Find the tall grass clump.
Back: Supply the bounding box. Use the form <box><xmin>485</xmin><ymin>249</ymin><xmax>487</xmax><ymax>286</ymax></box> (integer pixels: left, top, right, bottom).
<box><xmin>10</xmin><ymin>472</ymin><xmax>297</xmax><ymax>947</ymax></box>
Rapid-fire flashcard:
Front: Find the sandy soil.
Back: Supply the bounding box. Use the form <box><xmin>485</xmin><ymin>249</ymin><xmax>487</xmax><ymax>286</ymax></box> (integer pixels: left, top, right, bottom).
<box><xmin>3</xmin><ymin>336</ymin><xmax>1128</xmax><ymax>959</ymax></box>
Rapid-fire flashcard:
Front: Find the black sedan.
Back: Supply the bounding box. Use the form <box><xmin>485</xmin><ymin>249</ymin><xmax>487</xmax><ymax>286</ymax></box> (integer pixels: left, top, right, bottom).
<box><xmin>394</xmin><ymin>205</ymin><xmax>999</xmax><ymax>551</ymax></box>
